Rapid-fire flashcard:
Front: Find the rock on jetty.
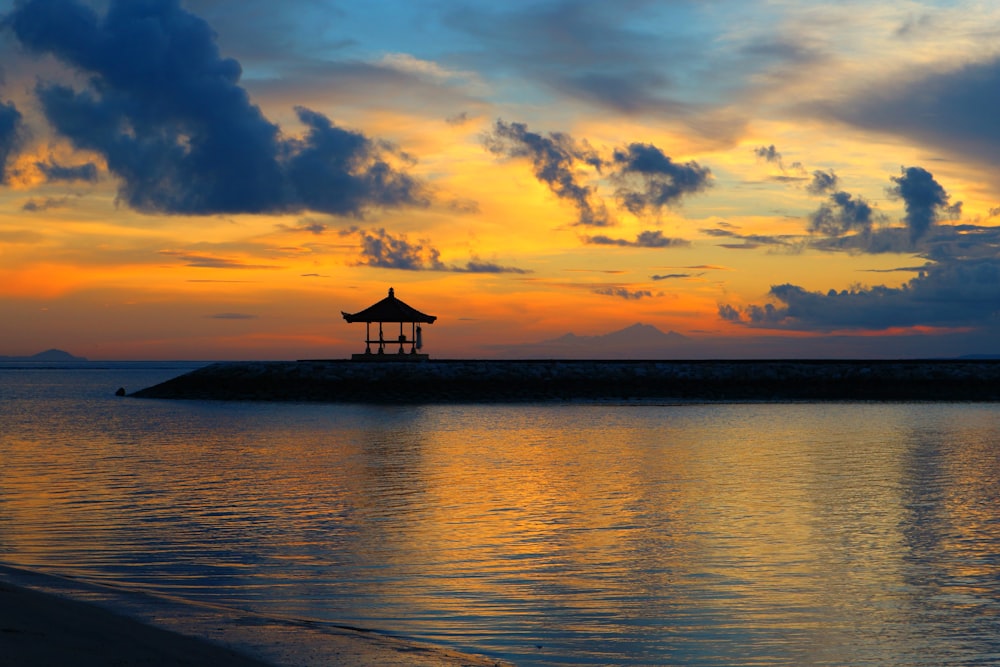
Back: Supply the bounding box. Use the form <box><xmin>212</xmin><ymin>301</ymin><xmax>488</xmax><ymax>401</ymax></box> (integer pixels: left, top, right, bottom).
<box><xmin>130</xmin><ymin>359</ymin><xmax>1000</xmax><ymax>402</ymax></box>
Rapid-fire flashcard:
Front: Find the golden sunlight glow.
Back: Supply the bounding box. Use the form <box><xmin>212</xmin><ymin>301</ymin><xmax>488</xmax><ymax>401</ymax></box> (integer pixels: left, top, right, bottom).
<box><xmin>2</xmin><ymin>1</ymin><xmax>998</xmax><ymax>359</ymax></box>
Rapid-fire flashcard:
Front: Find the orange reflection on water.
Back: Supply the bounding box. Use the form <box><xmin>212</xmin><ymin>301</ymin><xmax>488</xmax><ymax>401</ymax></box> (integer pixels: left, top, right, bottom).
<box><xmin>4</xmin><ymin>396</ymin><xmax>1000</xmax><ymax>665</ymax></box>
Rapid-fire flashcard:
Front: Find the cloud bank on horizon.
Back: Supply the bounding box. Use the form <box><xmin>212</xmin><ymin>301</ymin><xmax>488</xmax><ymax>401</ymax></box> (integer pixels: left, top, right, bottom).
<box><xmin>1</xmin><ymin>0</ymin><xmax>1000</xmax><ymax>357</ymax></box>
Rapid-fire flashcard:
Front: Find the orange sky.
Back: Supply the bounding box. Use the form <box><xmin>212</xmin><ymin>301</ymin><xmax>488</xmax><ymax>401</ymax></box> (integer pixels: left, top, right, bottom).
<box><xmin>2</xmin><ymin>1</ymin><xmax>1000</xmax><ymax>359</ymax></box>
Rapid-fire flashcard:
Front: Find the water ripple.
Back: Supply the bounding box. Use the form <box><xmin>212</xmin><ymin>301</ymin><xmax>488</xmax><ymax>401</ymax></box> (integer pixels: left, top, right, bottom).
<box><xmin>2</xmin><ymin>368</ymin><xmax>1000</xmax><ymax>665</ymax></box>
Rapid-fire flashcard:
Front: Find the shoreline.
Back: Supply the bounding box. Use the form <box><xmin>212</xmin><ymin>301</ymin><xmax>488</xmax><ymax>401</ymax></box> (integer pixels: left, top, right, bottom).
<box><xmin>131</xmin><ymin>359</ymin><xmax>1000</xmax><ymax>402</ymax></box>
<box><xmin>0</xmin><ymin>564</ymin><xmax>510</xmax><ymax>667</ymax></box>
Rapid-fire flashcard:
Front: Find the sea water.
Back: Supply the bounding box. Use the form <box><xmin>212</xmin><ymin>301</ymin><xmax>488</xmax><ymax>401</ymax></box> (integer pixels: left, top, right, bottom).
<box><xmin>1</xmin><ymin>362</ymin><xmax>999</xmax><ymax>666</ymax></box>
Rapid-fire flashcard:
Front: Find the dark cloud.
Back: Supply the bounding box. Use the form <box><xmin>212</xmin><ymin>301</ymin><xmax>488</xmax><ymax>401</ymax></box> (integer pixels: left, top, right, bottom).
<box><xmin>174</xmin><ymin>0</ymin><xmax>353</xmax><ymax>64</ymax></box>
<box><xmin>895</xmin><ymin>13</ymin><xmax>935</xmax><ymax>38</ymax></box>
<box><xmin>444</xmin><ymin>2</ymin><xmax>773</xmax><ymax>144</ymax></box>
<box><xmin>817</xmin><ymin>57</ymin><xmax>1000</xmax><ymax>177</ymax></box>
<box><xmin>352</xmin><ymin>228</ymin><xmax>528</xmax><ymax>273</ymax></box>
<box><xmin>0</xmin><ymin>100</ymin><xmax>24</xmax><ymax>183</ymax></box>
<box><xmin>807</xmin><ymin>169</ymin><xmax>967</xmax><ymax>256</ymax></box>
<box><xmin>279</xmin><ymin>219</ymin><xmax>328</xmax><ymax>235</ymax></box>
<box><xmin>447</xmin><ymin>3</ymin><xmax>683</xmax><ymax>115</ymax></box>
<box><xmin>611</xmin><ymin>143</ymin><xmax>712</xmax><ymax>216</ymax></box>
<box><xmin>159</xmin><ymin>250</ymin><xmax>280</xmax><ymax>269</ymax></box>
<box><xmin>738</xmin><ymin>35</ymin><xmax>827</xmax><ymax>72</ymax></box>
<box><xmin>806</xmin><ymin>169</ymin><xmax>838</xmax><ymax>196</ymax></box>
<box><xmin>554</xmin><ymin>70</ymin><xmax>674</xmax><ymax>115</ymax></box>
<box><xmin>811</xmin><ymin>222</ymin><xmax>1000</xmax><ymax>260</ymax></box>
<box><xmin>5</xmin><ymin>0</ymin><xmax>423</xmax><ymax>216</ymax></box>
<box><xmin>809</xmin><ymin>227</ymin><xmax>910</xmax><ymax>255</ymax></box>
<box><xmin>652</xmin><ymin>273</ymin><xmax>694</xmax><ymax>280</ymax></box>
<box><xmin>753</xmin><ymin>143</ymin><xmax>808</xmax><ymax>178</ymax></box>
<box><xmin>769</xmin><ymin>174</ymin><xmax>807</xmax><ymax>185</ymax></box>
<box><xmin>230</xmin><ymin>54</ymin><xmax>485</xmax><ymax>124</ymax></box>
<box><xmin>593</xmin><ymin>287</ymin><xmax>655</xmax><ymax>300</ymax></box>
<box><xmin>208</xmin><ymin>312</ymin><xmax>257</xmax><ymax>320</ymax></box>
<box><xmin>922</xmin><ymin>224</ymin><xmax>1000</xmax><ymax>263</ymax></box>
<box><xmin>808</xmin><ymin>191</ymin><xmax>878</xmax><ymax>237</ymax></box>
<box><xmin>720</xmin><ymin>258</ymin><xmax>1000</xmax><ymax>332</ymax></box>
<box><xmin>447</xmin><ymin>197</ymin><xmax>480</xmax><ymax>214</ymax></box>
<box><xmin>717</xmin><ymin>303</ymin><xmax>743</xmax><ymax>323</ymax></box>
<box><xmin>887</xmin><ymin>167</ymin><xmax>960</xmax><ymax>243</ymax></box>
<box><xmin>702</xmin><ymin>226</ymin><xmax>794</xmax><ymax>250</ymax></box>
<box><xmin>22</xmin><ymin>196</ymin><xmax>71</xmax><ymax>212</ymax></box>
<box><xmin>484</xmin><ymin>119</ymin><xmax>710</xmax><ymax>225</ymax></box>
<box><xmin>754</xmin><ymin>144</ymin><xmax>780</xmax><ymax>162</ymax></box>
<box><xmin>484</xmin><ymin>119</ymin><xmax>610</xmax><ymax>226</ymax></box>
<box><xmin>754</xmin><ymin>144</ymin><xmax>782</xmax><ymax>167</ymax></box>
<box><xmin>459</xmin><ymin>258</ymin><xmax>531</xmax><ymax>274</ymax></box>
<box><xmin>36</xmin><ymin>161</ymin><xmax>98</xmax><ymax>183</ymax></box>
<box><xmin>355</xmin><ymin>227</ymin><xmax>444</xmax><ymax>270</ymax></box>
<box><xmin>584</xmin><ymin>229</ymin><xmax>690</xmax><ymax>248</ymax></box>
<box><xmin>284</xmin><ymin>106</ymin><xmax>425</xmax><ymax>215</ymax></box>
<box><xmin>445</xmin><ymin>111</ymin><xmax>471</xmax><ymax>126</ymax></box>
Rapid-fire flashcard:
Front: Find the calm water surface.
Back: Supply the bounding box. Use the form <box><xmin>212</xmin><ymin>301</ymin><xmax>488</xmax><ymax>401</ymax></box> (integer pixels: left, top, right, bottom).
<box><xmin>2</xmin><ymin>363</ymin><xmax>1000</xmax><ymax>665</ymax></box>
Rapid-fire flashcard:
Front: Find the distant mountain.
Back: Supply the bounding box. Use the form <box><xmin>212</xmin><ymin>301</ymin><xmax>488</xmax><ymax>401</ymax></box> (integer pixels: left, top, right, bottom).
<box><xmin>489</xmin><ymin>323</ymin><xmax>690</xmax><ymax>359</ymax></box>
<box><xmin>0</xmin><ymin>348</ymin><xmax>88</xmax><ymax>362</ymax></box>
<box><xmin>545</xmin><ymin>322</ymin><xmax>689</xmax><ymax>347</ymax></box>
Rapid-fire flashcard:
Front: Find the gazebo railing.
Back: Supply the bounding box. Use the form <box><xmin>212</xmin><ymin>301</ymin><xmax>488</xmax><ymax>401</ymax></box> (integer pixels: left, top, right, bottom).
<box><xmin>361</xmin><ymin>322</ymin><xmax>422</xmax><ymax>355</ymax></box>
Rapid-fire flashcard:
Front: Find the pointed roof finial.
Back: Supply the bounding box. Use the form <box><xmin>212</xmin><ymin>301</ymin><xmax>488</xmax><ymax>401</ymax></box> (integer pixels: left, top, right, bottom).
<box><xmin>342</xmin><ymin>287</ymin><xmax>436</xmax><ymax>324</ymax></box>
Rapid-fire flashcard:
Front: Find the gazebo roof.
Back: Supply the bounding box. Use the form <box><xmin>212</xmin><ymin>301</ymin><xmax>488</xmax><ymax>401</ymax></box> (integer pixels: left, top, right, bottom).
<box><xmin>341</xmin><ymin>287</ymin><xmax>437</xmax><ymax>324</ymax></box>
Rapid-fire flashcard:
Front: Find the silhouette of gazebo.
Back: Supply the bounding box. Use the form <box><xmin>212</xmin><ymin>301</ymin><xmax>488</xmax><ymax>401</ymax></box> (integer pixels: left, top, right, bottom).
<box><xmin>342</xmin><ymin>287</ymin><xmax>437</xmax><ymax>360</ymax></box>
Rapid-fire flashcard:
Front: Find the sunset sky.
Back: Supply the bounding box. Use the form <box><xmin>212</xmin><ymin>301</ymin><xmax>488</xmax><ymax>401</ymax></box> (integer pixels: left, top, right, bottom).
<box><xmin>2</xmin><ymin>0</ymin><xmax>1000</xmax><ymax>359</ymax></box>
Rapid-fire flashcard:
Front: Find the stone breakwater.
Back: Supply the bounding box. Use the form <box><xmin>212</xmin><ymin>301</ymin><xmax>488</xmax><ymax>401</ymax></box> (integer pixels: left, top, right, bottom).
<box><xmin>130</xmin><ymin>359</ymin><xmax>1000</xmax><ymax>402</ymax></box>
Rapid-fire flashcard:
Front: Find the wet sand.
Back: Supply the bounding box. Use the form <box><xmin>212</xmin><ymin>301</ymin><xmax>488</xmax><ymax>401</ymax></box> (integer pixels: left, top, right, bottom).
<box><xmin>0</xmin><ymin>566</ymin><xmax>509</xmax><ymax>667</ymax></box>
<box><xmin>0</xmin><ymin>580</ymin><xmax>270</xmax><ymax>666</ymax></box>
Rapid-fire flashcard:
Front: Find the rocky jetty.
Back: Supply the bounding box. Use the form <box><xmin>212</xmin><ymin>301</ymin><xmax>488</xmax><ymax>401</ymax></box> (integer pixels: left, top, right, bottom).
<box><xmin>130</xmin><ymin>359</ymin><xmax>1000</xmax><ymax>403</ymax></box>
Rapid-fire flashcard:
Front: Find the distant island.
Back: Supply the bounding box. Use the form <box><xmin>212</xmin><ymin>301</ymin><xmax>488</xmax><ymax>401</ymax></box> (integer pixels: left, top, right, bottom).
<box><xmin>0</xmin><ymin>349</ymin><xmax>88</xmax><ymax>362</ymax></box>
<box><xmin>488</xmin><ymin>322</ymin><xmax>1000</xmax><ymax>359</ymax></box>
<box><xmin>489</xmin><ymin>322</ymin><xmax>690</xmax><ymax>358</ymax></box>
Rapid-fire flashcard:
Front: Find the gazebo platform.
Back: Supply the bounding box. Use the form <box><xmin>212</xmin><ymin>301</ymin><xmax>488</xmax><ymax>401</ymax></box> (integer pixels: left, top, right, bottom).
<box><xmin>351</xmin><ymin>352</ymin><xmax>429</xmax><ymax>362</ymax></box>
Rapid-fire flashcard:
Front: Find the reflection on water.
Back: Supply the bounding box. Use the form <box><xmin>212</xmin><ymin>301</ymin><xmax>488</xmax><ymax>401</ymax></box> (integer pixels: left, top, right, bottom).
<box><xmin>2</xmin><ymin>365</ymin><xmax>1000</xmax><ymax>665</ymax></box>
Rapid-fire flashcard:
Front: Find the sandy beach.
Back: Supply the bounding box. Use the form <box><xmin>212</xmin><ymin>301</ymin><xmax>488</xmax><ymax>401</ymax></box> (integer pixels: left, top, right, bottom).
<box><xmin>0</xmin><ymin>579</ymin><xmax>271</xmax><ymax>666</ymax></box>
<box><xmin>0</xmin><ymin>566</ymin><xmax>509</xmax><ymax>667</ymax></box>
